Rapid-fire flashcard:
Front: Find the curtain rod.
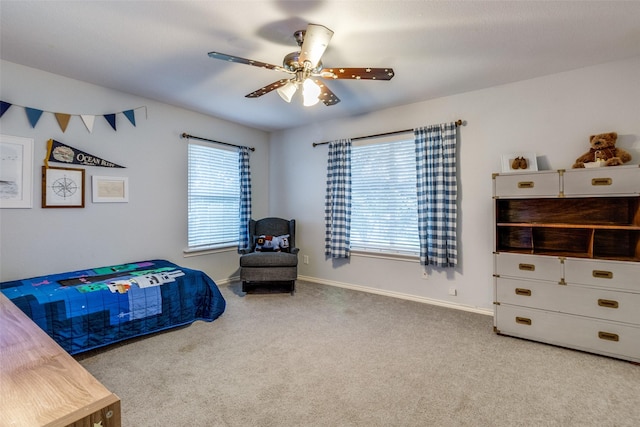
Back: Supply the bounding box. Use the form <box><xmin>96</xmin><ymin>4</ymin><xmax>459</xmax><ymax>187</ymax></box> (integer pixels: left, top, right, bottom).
<box><xmin>312</xmin><ymin>119</ymin><xmax>464</xmax><ymax>147</ymax></box>
<box><xmin>181</xmin><ymin>132</ymin><xmax>255</xmax><ymax>151</ymax></box>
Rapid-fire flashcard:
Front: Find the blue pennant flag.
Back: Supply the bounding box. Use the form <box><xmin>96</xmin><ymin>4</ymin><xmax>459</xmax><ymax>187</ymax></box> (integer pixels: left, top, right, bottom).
<box><xmin>123</xmin><ymin>109</ymin><xmax>136</xmax><ymax>127</ymax></box>
<box><xmin>104</xmin><ymin>113</ymin><xmax>117</xmax><ymax>131</ymax></box>
<box><xmin>25</xmin><ymin>107</ymin><xmax>44</xmax><ymax>128</ymax></box>
<box><xmin>0</xmin><ymin>101</ymin><xmax>11</xmax><ymax>118</ymax></box>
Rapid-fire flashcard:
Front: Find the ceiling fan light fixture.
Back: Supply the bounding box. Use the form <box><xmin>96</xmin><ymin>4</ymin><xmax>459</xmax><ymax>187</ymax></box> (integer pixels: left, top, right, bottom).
<box><xmin>277</xmin><ymin>81</ymin><xmax>297</xmax><ymax>103</ymax></box>
<box><xmin>302</xmin><ymin>79</ymin><xmax>321</xmax><ymax>106</ymax></box>
<box><xmin>208</xmin><ymin>23</ymin><xmax>393</xmax><ymax>108</ymax></box>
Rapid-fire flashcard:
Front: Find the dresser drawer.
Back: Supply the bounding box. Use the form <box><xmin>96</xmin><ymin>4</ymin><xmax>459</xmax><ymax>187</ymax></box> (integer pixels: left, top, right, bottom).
<box><xmin>564</xmin><ymin>258</ymin><xmax>640</xmax><ymax>292</ymax></box>
<box><xmin>493</xmin><ymin>171</ymin><xmax>560</xmax><ymax>198</ymax></box>
<box><xmin>496</xmin><ymin>277</ymin><xmax>640</xmax><ymax>324</ymax></box>
<box><xmin>494</xmin><ymin>253</ymin><xmax>562</xmax><ymax>282</ymax></box>
<box><xmin>563</xmin><ymin>165</ymin><xmax>640</xmax><ymax>196</ymax></box>
<box><xmin>495</xmin><ymin>305</ymin><xmax>640</xmax><ymax>363</ymax></box>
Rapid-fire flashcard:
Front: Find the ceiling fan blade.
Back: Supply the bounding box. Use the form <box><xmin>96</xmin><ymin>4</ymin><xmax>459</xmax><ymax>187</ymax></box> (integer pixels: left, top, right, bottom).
<box><xmin>208</xmin><ymin>52</ymin><xmax>292</xmax><ymax>74</ymax></box>
<box><xmin>313</xmin><ymin>79</ymin><xmax>340</xmax><ymax>106</ymax></box>
<box><xmin>321</xmin><ymin>67</ymin><xmax>395</xmax><ymax>80</ymax></box>
<box><xmin>298</xmin><ymin>24</ymin><xmax>334</xmax><ymax>68</ymax></box>
<box><xmin>245</xmin><ymin>79</ymin><xmax>291</xmax><ymax>98</ymax></box>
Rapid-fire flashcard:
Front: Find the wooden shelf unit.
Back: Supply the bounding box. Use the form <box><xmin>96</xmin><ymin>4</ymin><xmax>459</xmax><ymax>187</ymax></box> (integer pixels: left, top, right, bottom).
<box><xmin>495</xmin><ymin>196</ymin><xmax>640</xmax><ymax>261</ymax></box>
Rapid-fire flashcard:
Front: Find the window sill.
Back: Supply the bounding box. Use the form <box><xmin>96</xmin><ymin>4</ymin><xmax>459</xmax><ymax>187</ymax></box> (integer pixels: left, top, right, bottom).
<box><xmin>350</xmin><ymin>249</ymin><xmax>419</xmax><ymax>263</ymax></box>
<box><xmin>183</xmin><ymin>244</ymin><xmax>237</xmax><ymax>257</ymax></box>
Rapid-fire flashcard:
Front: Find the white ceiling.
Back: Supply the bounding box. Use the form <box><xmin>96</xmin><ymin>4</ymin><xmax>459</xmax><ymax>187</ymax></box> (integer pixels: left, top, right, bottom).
<box><xmin>2</xmin><ymin>1</ymin><xmax>640</xmax><ymax>132</ymax></box>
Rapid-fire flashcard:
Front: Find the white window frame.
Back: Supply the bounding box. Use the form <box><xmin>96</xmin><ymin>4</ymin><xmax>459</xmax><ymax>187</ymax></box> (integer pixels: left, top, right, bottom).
<box><xmin>350</xmin><ymin>132</ymin><xmax>420</xmax><ymax>257</ymax></box>
<box><xmin>186</xmin><ymin>142</ymin><xmax>240</xmax><ymax>253</ymax></box>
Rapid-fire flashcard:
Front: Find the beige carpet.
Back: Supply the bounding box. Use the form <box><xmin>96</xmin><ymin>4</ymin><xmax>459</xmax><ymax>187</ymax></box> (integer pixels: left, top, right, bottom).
<box><xmin>77</xmin><ymin>281</ymin><xmax>640</xmax><ymax>426</ymax></box>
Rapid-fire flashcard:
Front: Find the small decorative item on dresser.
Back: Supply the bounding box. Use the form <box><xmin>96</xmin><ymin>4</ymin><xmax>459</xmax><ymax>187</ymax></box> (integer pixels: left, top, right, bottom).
<box><xmin>501</xmin><ymin>152</ymin><xmax>538</xmax><ymax>173</ymax></box>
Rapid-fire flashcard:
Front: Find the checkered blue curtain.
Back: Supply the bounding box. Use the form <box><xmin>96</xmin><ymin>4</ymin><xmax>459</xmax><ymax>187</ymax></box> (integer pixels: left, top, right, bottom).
<box><xmin>324</xmin><ymin>139</ymin><xmax>352</xmax><ymax>258</ymax></box>
<box><xmin>414</xmin><ymin>123</ymin><xmax>458</xmax><ymax>267</ymax></box>
<box><xmin>238</xmin><ymin>147</ymin><xmax>252</xmax><ymax>253</ymax></box>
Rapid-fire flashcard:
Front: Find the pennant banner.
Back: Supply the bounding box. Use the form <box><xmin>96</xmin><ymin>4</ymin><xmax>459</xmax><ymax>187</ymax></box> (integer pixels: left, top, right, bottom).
<box><xmin>0</xmin><ymin>101</ymin><xmax>11</xmax><ymax>118</ymax></box>
<box><xmin>45</xmin><ymin>139</ymin><xmax>125</xmax><ymax>168</ymax></box>
<box><xmin>104</xmin><ymin>113</ymin><xmax>117</xmax><ymax>131</ymax></box>
<box><xmin>55</xmin><ymin>113</ymin><xmax>71</xmax><ymax>133</ymax></box>
<box><xmin>0</xmin><ymin>100</ymin><xmax>146</xmax><ymax>133</ymax></box>
<box><xmin>123</xmin><ymin>109</ymin><xmax>136</xmax><ymax>127</ymax></box>
<box><xmin>80</xmin><ymin>115</ymin><xmax>96</xmax><ymax>133</ymax></box>
<box><xmin>25</xmin><ymin>107</ymin><xmax>44</xmax><ymax>128</ymax></box>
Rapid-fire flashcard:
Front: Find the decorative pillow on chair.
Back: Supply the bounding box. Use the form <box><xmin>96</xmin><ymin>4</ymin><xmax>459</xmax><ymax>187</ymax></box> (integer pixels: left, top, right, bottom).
<box><xmin>254</xmin><ymin>235</ymin><xmax>277</xmax><ymax>252</ymax></box>
<box><xmin>254</xmin><ymin>234</ymin><xmax>290</xmax><ymax>252</ymax></box>
<box><xmin>278</xmin><ymin>235</ymin><xmax>290</xmax><ymax>251</ymax></box>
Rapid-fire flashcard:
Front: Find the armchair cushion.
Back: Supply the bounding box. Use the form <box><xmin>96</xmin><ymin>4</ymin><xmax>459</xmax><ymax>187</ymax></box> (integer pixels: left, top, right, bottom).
<box><xmin>240</xmin><ymin>251</ymin><xmax>298</xmax><ymax>268</ymax></box>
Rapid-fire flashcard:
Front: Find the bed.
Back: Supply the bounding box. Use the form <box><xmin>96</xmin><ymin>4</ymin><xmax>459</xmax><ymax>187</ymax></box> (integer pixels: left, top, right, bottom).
<box><xmin>0</xmin><ymin>259</ymin><xmax>226</xmax><ymax>355</ymax></box>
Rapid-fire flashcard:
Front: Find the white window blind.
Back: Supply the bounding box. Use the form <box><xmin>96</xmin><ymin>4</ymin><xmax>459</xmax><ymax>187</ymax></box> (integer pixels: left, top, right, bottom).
<box><xmin>187</xmin><ymin>143</ymin><xmax>239</xmax><ymax>249</ymax></box>
<box><xmin>350</xmin><ymin>137</ymin><xmax>420</xmax><ymax>255</ymax></box>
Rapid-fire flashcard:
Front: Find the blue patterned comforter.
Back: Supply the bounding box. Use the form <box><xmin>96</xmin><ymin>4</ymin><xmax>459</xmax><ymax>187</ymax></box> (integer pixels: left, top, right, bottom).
<box><xmin>0</xmin><ymin>260</ymin><xmax>226</xmax><ymax>354</ymax></box>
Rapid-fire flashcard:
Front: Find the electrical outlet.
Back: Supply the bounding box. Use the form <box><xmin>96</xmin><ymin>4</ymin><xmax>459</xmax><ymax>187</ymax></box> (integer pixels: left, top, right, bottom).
<box><xmin>421</xmin><ymin>271</ymin><xmax>428</xmax><ymax>280</ymax></box>
<box><xmin>448</xmin><ymin>287</ymin><xmax>457</xmax><ymax>296</ymax></box>
<box><xmin>303</xmin><ymin>255</ymin><xmax>309</xmax><ymax>265</ymax></box>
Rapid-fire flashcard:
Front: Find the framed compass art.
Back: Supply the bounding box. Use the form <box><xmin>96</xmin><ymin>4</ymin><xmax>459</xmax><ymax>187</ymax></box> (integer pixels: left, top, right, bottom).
<box><xmin>42</xmin><ymin>166</ymin><xmax>85</xmax><ymax>208</ymax></box>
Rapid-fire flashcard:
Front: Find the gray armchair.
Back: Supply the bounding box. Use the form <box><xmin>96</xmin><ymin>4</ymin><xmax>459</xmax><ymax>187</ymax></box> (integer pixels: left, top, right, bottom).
<box><xmin>239</xmin><ymin>217</ymin><xmax>299</xmax><ymax>295</ymax></box>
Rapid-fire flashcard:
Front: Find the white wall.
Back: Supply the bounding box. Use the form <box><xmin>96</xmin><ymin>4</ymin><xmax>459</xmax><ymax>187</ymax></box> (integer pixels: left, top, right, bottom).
<box><xmin>2</xmin><ymin>57</ymin><xmax>639</xmax><ymax>313</ymax></box>
<box><xmin>0</xmin><ymin>60</ymin><xmax>270</xmax><ymax>282</ymax></box>
<box><xmin>269</xmin><ymin>56</ymin><xmax>640</xmax><ymax>313</ymax></box>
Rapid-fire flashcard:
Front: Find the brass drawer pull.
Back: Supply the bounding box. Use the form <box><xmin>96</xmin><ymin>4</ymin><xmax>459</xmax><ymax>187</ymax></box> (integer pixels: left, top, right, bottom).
<box><xmin>518</xmin><ymin>263</ymin><xmax>535</xmax><ymax>272</ymax></box>
<box><xmin>515</xmin><ymin>288</ymin><xmax>532</xmax><ymax>296</ymax></box>
<box><xmin>598</xmin><ymin>299</ymin><xmax>619</xmax><ymax>309</ymax></box>
<box><xmin>591</xmin><ymin>177</ymin><xmax>612</xmax><ymax>186</ymax></box>
<box><xmin>515</xmin><ymin>317</ymin><xmax>532</xmax><ymax>325</ymax></box>
<box><xmin>517</xmin><ymin>181</ymin><xmax>534</xmax><ymax>189</ymax></box>
<box><xmin>598</xmin><ymin>331</ymin><xmax>619</xmax><ymax>342</ymax></box>
<box><xmin>592</xmin><ymin>270</ymin><xmax>613</xmax><ymax>279</ymax></box>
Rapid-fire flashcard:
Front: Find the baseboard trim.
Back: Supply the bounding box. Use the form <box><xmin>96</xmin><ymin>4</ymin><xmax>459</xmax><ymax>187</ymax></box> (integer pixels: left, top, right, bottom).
<box><xmin>298</xmin><ymin>275</ymin><xmax>494</xmax><ymax>316</ymax></box>
<box><xmin>224</xmin><ymin>274</ymin><xmax>493</xmax><ymax>316</ymax></box>
<box><xmin>215</xmin><ymin>277</ymin><xmax>235</xmax><ymax>286</ymax></box>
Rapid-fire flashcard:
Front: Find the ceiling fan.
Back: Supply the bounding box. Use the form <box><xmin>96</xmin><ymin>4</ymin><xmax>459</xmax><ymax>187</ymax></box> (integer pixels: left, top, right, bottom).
<box><xmin>208</xmin><ymin>23</ymin><xmax>395</xmax><ymax>107</ymax></box>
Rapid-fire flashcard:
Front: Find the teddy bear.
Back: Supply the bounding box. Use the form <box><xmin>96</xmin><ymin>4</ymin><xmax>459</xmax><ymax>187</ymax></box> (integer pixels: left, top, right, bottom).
<box><xmin>572</xmin><ymin>132</ymin><xmax>632</xmax><ymax>168</ymax></box>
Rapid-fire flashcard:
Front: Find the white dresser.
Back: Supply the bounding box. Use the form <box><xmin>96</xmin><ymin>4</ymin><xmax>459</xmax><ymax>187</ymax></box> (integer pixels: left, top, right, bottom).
<box><xmin>492</xmin><ymin>165</ymin><xmax>640</xmax><ymax>362</ymax></box>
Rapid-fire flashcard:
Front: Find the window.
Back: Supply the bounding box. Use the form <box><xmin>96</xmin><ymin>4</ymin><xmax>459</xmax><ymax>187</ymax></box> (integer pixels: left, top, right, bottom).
<box><xmin>350</xmin><ymin>135</ymin><xmax>420</xmax><ymax>255</ymax></box>
<box><xmin>187</xmin><ymin>143</ymin><xmax>239</xmax><ymax>250</ymax></box>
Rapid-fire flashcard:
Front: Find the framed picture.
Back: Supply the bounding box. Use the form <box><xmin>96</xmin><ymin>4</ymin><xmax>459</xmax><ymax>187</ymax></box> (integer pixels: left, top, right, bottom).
<box><xmin>0</xmin><ymin>134</ymin><xmax>34</xmax><ymax>208</ymax></box>
<box><xmin>501</xmin><ymin>152</ymin><xmax>538</xmax><ymax>173</ymax></box>
<box><xmin>92</xmin><ymin>176</ymin><xmax>129</xmax><ymax>203</ymax></box>
<box><xmin>42</xmin><ymin>166</ymin><xmax>85</xmax><ymax>208</ymax></box>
